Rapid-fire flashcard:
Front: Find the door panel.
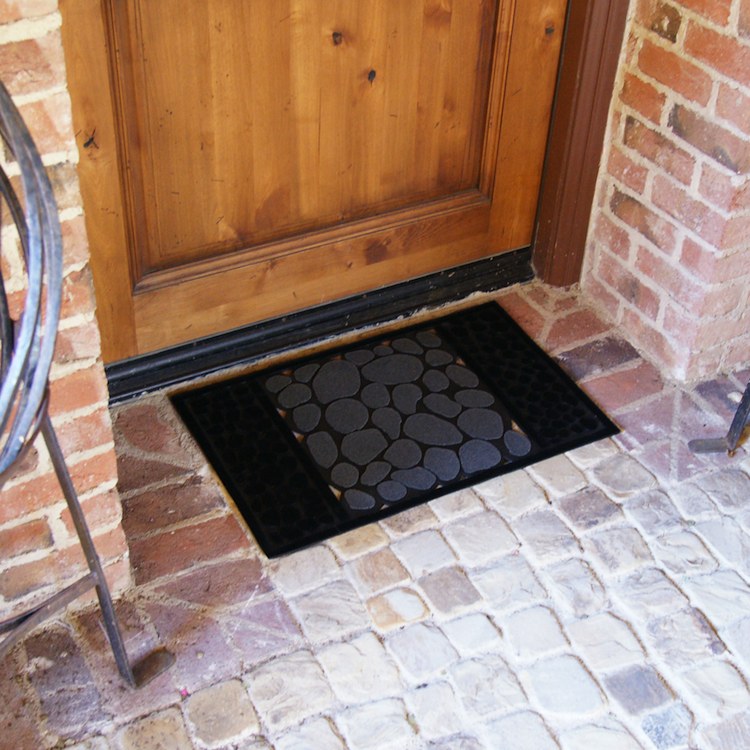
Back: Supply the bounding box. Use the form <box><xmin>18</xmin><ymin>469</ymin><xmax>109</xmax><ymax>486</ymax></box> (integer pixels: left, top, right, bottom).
<box><xmin>60</xmin><ymin>0</ymin><xmax>567</xmax><ymax>361</ymax></box>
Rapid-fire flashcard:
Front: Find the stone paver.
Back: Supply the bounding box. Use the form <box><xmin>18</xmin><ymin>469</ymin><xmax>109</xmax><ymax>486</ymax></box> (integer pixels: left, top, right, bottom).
<box><xmin>524</xmin><ymin>654</ymin><xmax>605</xmax><ymax>715</ymax></box>
<box><xmin>184</xmin><ymin>679</ymin><xmax>259</xmax><ymax>746</ymax></box>
<box><xmin>9</xmin><ymin>282</ymin><xmax>750</xmax><ymax>750</ymax></box>
<box><xmin>246</xmin><ymin>650</ymin><xmax>335</xmax><ymax>732</ymax></box>
<box><xmin>335</xmin><ymin>699</ymin><xmax>416</xmax><ymax>750</ymax></box>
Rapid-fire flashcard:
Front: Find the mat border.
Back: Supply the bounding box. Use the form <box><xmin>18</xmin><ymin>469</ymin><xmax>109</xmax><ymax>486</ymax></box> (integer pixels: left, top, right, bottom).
<box><xmin>171</xmin><ymin>301</ymin><xmax>619</xmax><ymax>557</ymax></box>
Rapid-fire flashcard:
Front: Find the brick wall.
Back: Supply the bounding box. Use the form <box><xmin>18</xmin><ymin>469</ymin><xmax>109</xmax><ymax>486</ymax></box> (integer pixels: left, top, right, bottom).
<box><xmin>583</xmin><ymin>0</ymin><xmax>750</xmax><ymax>382</ymax></box>
<box><xmin>0</xmin><ymin>3</ymin><xmax>130</xmax><ymax>620</ymax></box>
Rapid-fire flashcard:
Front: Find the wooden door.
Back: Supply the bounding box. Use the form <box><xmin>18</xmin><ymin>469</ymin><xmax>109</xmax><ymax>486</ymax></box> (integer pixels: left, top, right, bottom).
<box><xmin>60</xmin><ymin>0</ymin><xmax>567</xmax><ymax>362</ymax></box>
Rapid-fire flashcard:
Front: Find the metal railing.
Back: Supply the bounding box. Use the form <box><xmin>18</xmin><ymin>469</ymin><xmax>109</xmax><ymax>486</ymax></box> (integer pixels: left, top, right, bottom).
<box><xmin>0</xmin><ymin>80</ymin><xmax>172</xmax><ymax>687</ymax></box>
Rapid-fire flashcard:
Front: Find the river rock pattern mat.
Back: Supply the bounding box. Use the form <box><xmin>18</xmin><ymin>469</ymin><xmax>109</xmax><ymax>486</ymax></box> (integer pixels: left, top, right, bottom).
<box><xmin>171</xmin><ymin>303</ymin><xmax>618</xmax><ymax>557</ymax></box>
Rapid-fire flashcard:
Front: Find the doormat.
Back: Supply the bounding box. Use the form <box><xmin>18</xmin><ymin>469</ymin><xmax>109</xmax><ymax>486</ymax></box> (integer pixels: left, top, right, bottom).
<box><xmin>171</xmin><ymin>302</ymin><xmax>618</xmax><ymax>557</ymax></box>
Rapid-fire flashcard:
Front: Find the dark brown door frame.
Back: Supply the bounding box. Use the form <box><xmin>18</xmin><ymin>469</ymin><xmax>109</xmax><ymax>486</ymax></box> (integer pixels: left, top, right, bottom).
<box><xmin>533</xmin><ymin>0</ymin><xmax>630</xmax><ymax>286</ymax></box>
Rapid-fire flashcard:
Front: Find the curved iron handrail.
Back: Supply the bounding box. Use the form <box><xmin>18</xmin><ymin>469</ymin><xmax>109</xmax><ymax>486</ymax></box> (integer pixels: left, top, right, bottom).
<box><xmin>0</xmin><ymin>80</ymin><xmax>62</xmax><ymax>479</ymax></box>
<box><xmin>0</xmin><ymin>81</ymin><xmax>172</xmax><ymax>687</ymax></box>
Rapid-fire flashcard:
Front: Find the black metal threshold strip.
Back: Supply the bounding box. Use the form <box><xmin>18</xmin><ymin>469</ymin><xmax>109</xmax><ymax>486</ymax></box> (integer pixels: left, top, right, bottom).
<box><xmin>106</xmin><ymin>247</ymin><xmax>533</xmax><ymax>404</ymax></box>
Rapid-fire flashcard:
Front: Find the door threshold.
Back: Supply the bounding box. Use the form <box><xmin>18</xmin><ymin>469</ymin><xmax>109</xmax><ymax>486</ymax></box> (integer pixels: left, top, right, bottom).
<box><xmin>106</xmin><ymin>248</ymin><xmax>533</xmax><ymax>403</ymax></box>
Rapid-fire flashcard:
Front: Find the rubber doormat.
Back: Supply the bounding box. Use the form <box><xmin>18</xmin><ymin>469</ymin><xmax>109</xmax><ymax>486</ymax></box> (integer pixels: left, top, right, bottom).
<box><xmin>171</xmin><ymin>302</ymin><xmax>618</xmax><ymax>557</ymax></box>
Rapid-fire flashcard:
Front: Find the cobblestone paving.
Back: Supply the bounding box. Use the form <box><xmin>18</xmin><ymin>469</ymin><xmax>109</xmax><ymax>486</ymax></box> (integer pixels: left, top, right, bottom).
<box><xmin>2</xmin><ymin>283</ymin><xmax>750</xmax><ymax>749</ymax></box>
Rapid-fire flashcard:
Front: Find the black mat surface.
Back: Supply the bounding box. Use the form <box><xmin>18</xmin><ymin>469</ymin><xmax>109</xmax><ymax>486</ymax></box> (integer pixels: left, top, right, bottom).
<box><xmin>172</xmin><ymin>303</ymin><xmax>618</xmax><ymax>557</ymax></box>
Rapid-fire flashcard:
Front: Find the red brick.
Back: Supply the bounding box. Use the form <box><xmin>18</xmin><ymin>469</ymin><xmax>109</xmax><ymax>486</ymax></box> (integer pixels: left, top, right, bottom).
<box><xmin>677</xmin><ymin>0</ymin><xmax>731</xmax><ymax>26</ymax></box>
<box><xmin>594</xmin><ymin>213</ymin><xmax>633</xmax><ymax>260</ymax></box>
<box><xmin>596</xmin><ymin>251</ymin><xmax>662</xmax><ymax>320</ymax></box>
<box><xmin>114</xmin><ymin>403</ymin><xmax>185</xmax><ymax>456</ymax></box>
<box><xmin>716</xmin><ymin>84</ymin><xmax>750</xmax><ymax>136</ymax></box>
<box><xmin>620</xmin><ymin>308</ymin><xmax>687</xmax><ymax>379</ymax></box>
<box><xmin>59</xmin><ymin>488</ymin><xmax>123</xmax><ymax>538</ymax></box>
<box><xmin>121</xmin><ymin>476</ymin><xmax>226</xmax><ymax>538</ymax></box>
<box><xmin>115</xmin><ymin>453</ymin><xmax>190</xmax><ymax>494</ymax></box>
<box><xmin>0</xmin><ymin>518</ymin><xmax>53</xmax><ymax>559</ymax></box>
<box><xmin>68</xmin><ymin>449</ymin><xmax>119</xmax><ymax>495</ymax></box>
<box><xmin>620</xmin><ymin>72</ymin><xmax>666</xmax><ymax>123</ymax></box>
<box><xmin>608</xmin><ymin>145</ymin><xmax>649</xmax><ymax>193</ymax></box>
<box><xmin>698</xmin><ymin>163</ymin><xmax>744</xmax><ymax>212</ymax></box>
<box><xmin>48</xmin><ymin>363</ymin><xmax>109</xmax><ymax>415</ymax></box>
<box><xmin>741</xmin><ymin>0</ymin><xmax>750</xmax><ymax>39</ymax></box>
<box><xmin>584</xmin><ymin>360</ymin><xmax>665</xmax><ymax>412</ymax></box>
<box><xmin>495</xmin><ymin>290</ymin><xmax>546</xmax><ymax>341</ymax></box>
<box><xmin>624</xmin><ymin>116</ymin><xmax>695</xmax><ymax>184</ymax></box>
<box><xmin>54</xmin><ymin>407</ymin><xmax>114</xmax><ymax>457</ymax></box>
<box><xmin>610</xmin><ymin>188</ymin><xmax>677</xmax><ymax>251</ymax></box>
<box><xmin>0</xmin><ymin>555</ymin><xmax>59</xmax><ymax>599</ymax></box>
<box><xmin>17</xmin><ymin>91</ymin><xmax>76</xmax><ymax>156</ymax></box>
<box><xmin>724</xmin><ymin>334</ymin><xmax>750</xmax><ymax>370</ymax></box>
<box><xmin>669</xmin><ymin>104</ymin><xmax>750</xmax><ymax>175</ymax></box>
<box><xmin>637</xmin><ymin>39</ymin><xmax>713</xmax><ymax>106</ymax></box>
<box><xmin>60</xmin><ymin>267</ymin><xmax>96</xmax><ymax>320</ymax></box>
<box><xmin>693</xmin><ymin>314</ymin><xmax>749</xmax><ymax>350</ymax></box>
<box><xmin>44</xmin><ymin>161</ymin><xmax>81</xmax><ymax>213</ymax></box>
<box><xmin>0</xmin><ymin>32</ymin><xmax>65</xmax><ymax>98</ymax></box>
<box><xmin>1</xmin><ymin>444</ymin><xmax>40</xmax><ymax>484</ymax></box>
<box><xmin>546</xmin><ymin>309</ymin><xmax>610</xmax><ymax>352</ymax></box>
<box><xmin>685</xmin><ymin>22</ymin><xmax>750</xmax><ymax>88</ymax></box>
<box><xmin>54</xmin><ymin>318</ymin><xmax>103</xmax><ymax>364</ymax></box>
<box><xmin>60</xmin><ymin>524</ymin><xmax>130</xmax><ymax>569</ymax></box>
<box><xmin>722</xmin><ymin>213</ymin><xmax>750</xmax><ymax>251</ymax></box>
<box><xmin>651</xmin><ymin>175</ymin><xmax>726</xmax><ymax>245</ymax></box>
<box><xmin>582</xmin><ymin>274</ymin><xmax>622</xmax><ymax>318</ymax></box>
<box><xmin>687</xmin><ymin>283</ymin><xmax>746</xmax><ymax>318</ymax></box>
<box><xmin>60</xmin><ymin>216</ymin><xmax>91</xmax><ymax>271</ymax></box>
<box><xmin>636</xmin><ymin>0</ymin><xmax>682</xmax><ymax>42</ymax></box>
<box><xmin>635</xmin><ymin>246</ymin><xmax>706</xmax><ymax>310</ymax></box>
<box><xmin>0</xmin><ymin>0</ymin><xmax>56</xmax><ymax>24</ymax></box>
<box><xmin>679</xmin><ymin>237</ymin><xmax>750</xmax><ymax>283</ymax></box>
<box><xmin>129</xmin><ymin>514</ymin><xmax>249</xmax><ymax>584</ymax></box>
<box><xmin>0</xmin><ymin>471</ymin><xmax>62</xmax><ymax>525</ymax></box>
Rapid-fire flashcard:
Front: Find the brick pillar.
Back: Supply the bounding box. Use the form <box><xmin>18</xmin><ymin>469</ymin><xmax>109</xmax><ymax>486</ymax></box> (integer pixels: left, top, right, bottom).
<box><xmin>0</xmin><ymin>4</ymin><xmax>131</xmax><ymax>619</ymax></box>
<box><xmin>583</xmin><ymin>0</ymin><xmax>750</xmax><ymax>382</ymax></box>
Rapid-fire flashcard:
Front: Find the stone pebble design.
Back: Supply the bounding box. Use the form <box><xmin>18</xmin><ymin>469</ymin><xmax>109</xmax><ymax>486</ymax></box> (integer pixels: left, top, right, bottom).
<box><xmin>263</xmin><ymin>329</ymin><xmax>532</xmax><ymax>512</ymax></box>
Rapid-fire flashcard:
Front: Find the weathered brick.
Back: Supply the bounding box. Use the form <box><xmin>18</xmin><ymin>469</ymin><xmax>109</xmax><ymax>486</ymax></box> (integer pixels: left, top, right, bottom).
<box><xmin>0</xmin><ymin>471</ymin><xmax>63</xmax><ymax>525</ymax></box>
<box><xmin>545</xmin><ymin>308</ymin><xmax>610</xmax><ymax>351</ymax></box>
<box><xmin>651</xmin><ymin>175</ymin><xmax>726</xmax><ymax>245</ymax></box>
<box><xmin>620</xmin><ymin>72</ymin><xmax>666</xmax><ymax>123</ymax></box>
<box><xmin>608</xmin><ymin>145</ymin><xmax>649</xmax><ymax>193</ymax></box>
<box><xmin>0</xmin><ymin>554</ymin><xmax>59</xmax><ymax>599</ymax></box>
<box><xmin>594</xmin><ymin>213</ymin><xmax>632</xmax><ymax>260</ymax></box>
<box><xmin>17</xmin><ymin>91</ymin><xmax>76</xmax><ymax>155</ymax></box>
<box><xmin>669</xmin><ymin>104</ymin><xmax>750</xmax><ymax>175</ymax></box>
<box><xmin>129</xmin><ymin>514</ymin><xmax>248</xmax><ymax>584</ymax></box>
<box><xmin>680</xmin><ymin>0</ymin><xmax>732</xmax><ymax>25</ymax></box>
<box><xmin>0</xmin><ymin>518</ymin><xmax>53</xmax><ymax>559</ymax></box>
<box><xmin>685</xmin><ymin>22</ymin><xmax>750</xmax><ymax>88</ymax></box>
<box><xmin>636</xmin><ymin>0</ymin><xmax>682</xmax><ymax>43</ymax></box>
<box><xmin>60</xmin><ymin>215</ymin><xmax>91</xmax><ymax>270</ymax></box>
<box><xmin>0</xmin><ymin>32</ymin><xmax>65</xmax><ymax>98</ymax></box>
<box><xmin>634</xmin><ymin>246</ymin><xmax>705</xmax><ymax>310</ymax></box>
<box><xmin>716</xmin><ymin>84</ymin><xmax>750</xmax><ymax>136</ymax></box>
<box><xmin>638</xmin><ymin>39</ymin><xmax>713</xmax><ymax>106</ymax></box>
<box><xmin>610</xmin><ymin>188</ymin><xmax>677</xmax><ymax>251</ymax></box>
<box><xmin>595</xmin><ymin>251</ymin><xmax>661</xmax><ymax>320</ymax></box>
<box><xmin>49</xmin><ymin>364</ymin><xmax>109</xmax><ymax>415</ymax></box>
<box><xmin>60</xmin><ymin>267</ymin><xmax>96</xmax><ymax>320</ymax></box>
<box><xmin>59</xmin><ymin>487</ymin><xmax>123</xmax><ymax>537</ymax></box>
<box><xmin>624</xmin><ymin>115</ymin><xmax>695</xmax><ymax>184</ymax></box>
<box><xmin>53</xmin><ymin>406</ymin><xmax>114</xmax><ymax>457</ymax></box>
<box><xmin>742</xmin><ymin>0</ymin><xmax>750</xmax><ymax>39</ymax></box>
<box><xmin>54</xmin><ymin>318</ymin><xmax>103</xmax><ymax>364</ymax></box>
<box><xmin>0</xmin><ymin>1</ymin><xmax>57</xmax><ymax>24</ymax></box>
<box><xmin>698</xmin><ymin>163</ymin><xmax>746</xmax><ymax>212</ymax></box>
<box><xmin>680</xmin><ymin>238</ymin><xmax>750</xmax><ymax>283</ymax></box>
